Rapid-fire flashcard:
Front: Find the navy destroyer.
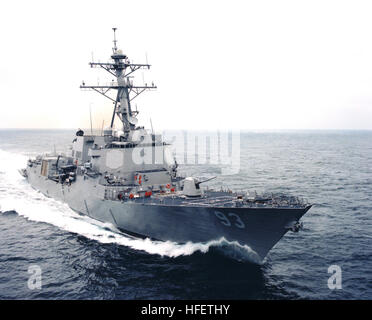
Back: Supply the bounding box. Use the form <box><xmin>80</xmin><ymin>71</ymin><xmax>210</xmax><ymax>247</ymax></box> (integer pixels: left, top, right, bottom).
<box><xmin>21</xmin><ymin>29</ymin><xmax>311</xmax><ymax>263</ymax></box>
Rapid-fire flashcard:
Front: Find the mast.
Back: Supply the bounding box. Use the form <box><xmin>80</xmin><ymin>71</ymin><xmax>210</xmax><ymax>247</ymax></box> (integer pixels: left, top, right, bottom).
<box><xmin>80</xmin><ymin>28</ymin><xmax>156</xmax><ymax>140</ymax></box>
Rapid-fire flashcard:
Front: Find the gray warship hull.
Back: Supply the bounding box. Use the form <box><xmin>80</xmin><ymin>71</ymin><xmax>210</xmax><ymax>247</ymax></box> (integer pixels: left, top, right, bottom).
<box><xmin>26</xmin><ymin>167</ymin><xmax>310</xmax><ymax>263</ymax></box>
<box><xmin>22</xmin><ymin>29</ymin><xmax>312</xmax><ymax>264</ymax></box>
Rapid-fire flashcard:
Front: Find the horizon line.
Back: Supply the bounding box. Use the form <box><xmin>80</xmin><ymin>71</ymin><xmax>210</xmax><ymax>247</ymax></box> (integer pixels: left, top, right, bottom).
<box><xmin>0</xmin><ymin>128</ymin><xmax>372</xmax><ymax>132</ymax></box>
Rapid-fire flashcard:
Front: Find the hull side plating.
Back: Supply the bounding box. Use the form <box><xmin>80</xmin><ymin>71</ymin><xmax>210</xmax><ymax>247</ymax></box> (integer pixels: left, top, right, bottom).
<box><xmin>26</xmin><ymin>168</ymin><xmax>309</xmax><ymax>262</ymax></box>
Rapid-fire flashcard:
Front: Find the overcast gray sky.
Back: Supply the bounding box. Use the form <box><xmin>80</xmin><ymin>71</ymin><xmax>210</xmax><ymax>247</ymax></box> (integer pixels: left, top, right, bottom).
<box><xmin>1</xmin><ymin>0</ymin><xmax>372</xmax><ymax>130</ymax></box>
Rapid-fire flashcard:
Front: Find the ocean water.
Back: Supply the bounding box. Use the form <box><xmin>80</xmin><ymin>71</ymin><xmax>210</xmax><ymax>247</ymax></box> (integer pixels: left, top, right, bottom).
<box><xmin>0</xmin><ymin>129</ymin><xmax>371</xmax><ymax>299</ymax></box>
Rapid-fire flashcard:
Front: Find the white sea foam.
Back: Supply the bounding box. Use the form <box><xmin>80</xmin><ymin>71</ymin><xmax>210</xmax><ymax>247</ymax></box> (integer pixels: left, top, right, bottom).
<box><xmin>0</xmin><ymin>149</ymin><xmax>261</xmax><ymax>264</ymax></box>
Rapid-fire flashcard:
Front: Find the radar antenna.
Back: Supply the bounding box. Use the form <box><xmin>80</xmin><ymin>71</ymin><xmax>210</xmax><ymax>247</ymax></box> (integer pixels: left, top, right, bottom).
<box><xmin>112</xmin><ymin>27</ymin><xmax>118</xmax><ymax>53</ymax></box>
<box><xmin>80</xmin><ymin>28</ymin><xmax>157</xmax><ymax>140</ymax></box>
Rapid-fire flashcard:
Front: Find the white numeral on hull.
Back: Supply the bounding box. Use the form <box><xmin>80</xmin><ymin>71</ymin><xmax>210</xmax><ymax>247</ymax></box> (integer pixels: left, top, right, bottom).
<box><xmin>214</xmin><ymin>211</ymin><xmax>245</xmax><ymax>229</ymax></box>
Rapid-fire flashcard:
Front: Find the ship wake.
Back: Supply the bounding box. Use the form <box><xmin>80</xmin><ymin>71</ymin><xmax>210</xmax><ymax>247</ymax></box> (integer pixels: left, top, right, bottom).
<box><xmin>0</xmin><ymin>150</ymin><xmax>261</xmax><ymax>264</ymax></box>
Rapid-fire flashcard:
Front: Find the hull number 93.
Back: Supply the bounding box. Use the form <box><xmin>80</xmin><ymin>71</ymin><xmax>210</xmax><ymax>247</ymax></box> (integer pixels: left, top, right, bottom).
<box><xmin>214</xmin><ymin>211</ymin><xmax>245</xmax><ymax>229</ymax></box>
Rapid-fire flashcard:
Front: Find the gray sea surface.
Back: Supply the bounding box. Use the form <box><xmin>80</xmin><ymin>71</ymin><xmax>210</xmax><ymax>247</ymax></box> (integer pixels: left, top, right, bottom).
<box><xmin>0</xmin><ymin>129</ymin><xmax>371</xmax><ymax>299</ymax></box>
